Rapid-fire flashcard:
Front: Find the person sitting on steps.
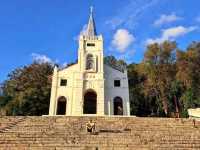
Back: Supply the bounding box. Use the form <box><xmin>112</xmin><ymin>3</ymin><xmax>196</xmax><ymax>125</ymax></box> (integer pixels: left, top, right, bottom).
<box><xmin>86</xmin><ymin>120</ymin><xmax>96</xmax><ymax>133</ymax></box>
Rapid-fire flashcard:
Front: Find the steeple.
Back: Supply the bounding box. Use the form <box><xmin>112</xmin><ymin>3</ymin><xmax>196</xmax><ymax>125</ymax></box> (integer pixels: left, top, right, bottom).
<box><xmin>86</xmin><ymin>6</ymin><xmax>97</xmax><ymax>37</ymax></box>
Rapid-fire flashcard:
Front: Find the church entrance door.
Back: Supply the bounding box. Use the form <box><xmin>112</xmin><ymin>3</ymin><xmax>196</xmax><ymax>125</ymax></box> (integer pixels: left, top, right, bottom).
<box><xmin>56</xmin><ymin>96</ymin><xmax>67</xmax><ymax>115</ymax></box>
<box><xmin>84</xmin><ymin>90</ymin><xmax>97</xmax><ymax>114</ymax></box>
<box><xmin>114</xmin><ymin>97</ymin><xmax>123</xmax><ymax>115</ymax></box>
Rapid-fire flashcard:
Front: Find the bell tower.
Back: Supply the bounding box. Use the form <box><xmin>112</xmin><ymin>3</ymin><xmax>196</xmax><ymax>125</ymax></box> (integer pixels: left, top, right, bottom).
<box><xmin>78</xmin><ymin>7</ymin><xmax>105</xmax><ymax>115</ymax></box>
<box><xmin>78</xmin><ymin>7</ymin><xmax>103</xmax><ymax>73</ymax></box>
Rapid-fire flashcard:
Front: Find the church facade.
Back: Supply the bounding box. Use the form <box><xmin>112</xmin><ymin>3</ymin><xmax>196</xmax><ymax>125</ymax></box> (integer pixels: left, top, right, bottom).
<box><xmin>48</xmin><ymin>9</ymin><xmax>130</xmax><ymax>116</ymax></box>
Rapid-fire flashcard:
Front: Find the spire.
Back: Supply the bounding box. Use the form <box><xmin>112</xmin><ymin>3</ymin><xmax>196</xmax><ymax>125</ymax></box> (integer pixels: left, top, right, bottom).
<box><xmin>86</xmin><ymin>6</ymin><xmax>97</xmax><ymax>37</ymax></box>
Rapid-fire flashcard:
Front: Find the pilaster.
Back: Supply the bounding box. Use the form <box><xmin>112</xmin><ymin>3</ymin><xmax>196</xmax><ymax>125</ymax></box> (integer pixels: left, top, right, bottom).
<box><xmin>49</xmin><ymin>66</ymin><xmax>58</xmax><ymax>115</ymax></box>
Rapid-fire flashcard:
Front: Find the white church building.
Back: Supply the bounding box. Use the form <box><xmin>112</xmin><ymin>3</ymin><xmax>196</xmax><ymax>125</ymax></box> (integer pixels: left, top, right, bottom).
<box><xmin>48</xmin><ymin>8</ymin><xmax>130</xmax><ymax>116</ymax></box>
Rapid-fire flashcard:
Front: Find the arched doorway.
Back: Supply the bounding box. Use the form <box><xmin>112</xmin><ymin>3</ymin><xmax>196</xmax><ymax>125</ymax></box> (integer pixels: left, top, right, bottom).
<box><xmin>56</xmin><ymin>96</ymin><xmax>67</xmax><ymax>115</ymax></box>
<box><xmin>113</xmin><ymin>97</ymin><xmax>123</xmax><ymax>115</ymax></box>
<box><xmin>83</xmin><ymin>90</ymin><xmax>97</xmax><ymax>114</ymax></box>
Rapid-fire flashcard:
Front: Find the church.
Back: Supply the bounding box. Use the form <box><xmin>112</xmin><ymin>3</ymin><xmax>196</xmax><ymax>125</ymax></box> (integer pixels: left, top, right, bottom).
<box><xmin>48</xmin><ymin>8</ymin><xmax>130</xmax><ymax>116</ymax></box>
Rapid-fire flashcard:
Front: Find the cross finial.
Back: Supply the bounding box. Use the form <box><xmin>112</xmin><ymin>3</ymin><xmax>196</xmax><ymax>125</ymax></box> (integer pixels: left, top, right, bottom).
<box><xmin>90</xmin><ymin>6</ymin><xmax>93</xmax><ymax>14</ymax></box>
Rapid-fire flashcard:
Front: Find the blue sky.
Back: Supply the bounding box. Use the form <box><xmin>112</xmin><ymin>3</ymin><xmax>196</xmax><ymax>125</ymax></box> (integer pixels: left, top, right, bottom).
<box><xmin>0</xmin><ymin>0</ymin><xmax>200</xmax><ymax>83</ymax></box>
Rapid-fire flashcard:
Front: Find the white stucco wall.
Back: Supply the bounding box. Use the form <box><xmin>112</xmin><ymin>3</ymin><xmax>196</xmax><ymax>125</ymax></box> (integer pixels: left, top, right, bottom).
<box><xmin>188</xmin><ymin>108</ymin><xmax>200</xmax><ymax>120</ymax></box>
<box><xmin>49</xmin><ymin>63</ymin><xmax>130</xmax><ymax>116</ymax></box>
<box><xmin>49</xmin><ymin>64</ymin><xmax>81</xmax><ymax>116</ymax></box>
<box><xmin>104</xmin><ymin>64</ymin><xmax>130</xmax><ymax>116</ymax></box>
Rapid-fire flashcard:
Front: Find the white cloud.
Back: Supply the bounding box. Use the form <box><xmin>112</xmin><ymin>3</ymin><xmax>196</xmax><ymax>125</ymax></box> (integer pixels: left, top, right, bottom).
<box><xmin>111</xmin><ymin>29</ymin><xmax>135</xmax><ymax>53</ymax></box>
<box><xmin>154</xmin><ymin>13</ymin><xmax>182</xmax><ymax>26</ymax></box>
<box><xmin>146</xmin><ymin>26</ymin><xmax>197</xmax><ymax>45</ymax></box>
<box><xmin>31</xmin><ymin>53</ymin><xmax>54</xmax><ymax>64</ymax></box>
<box><xmin>105</xmin><ymin>0</ymin><xmax>160</xmax><ymax>30</ymax></box>
<box><xmin>162</xmin><ymin>26</ymin><xmax>196</xmax><ymax>38</ymax></box>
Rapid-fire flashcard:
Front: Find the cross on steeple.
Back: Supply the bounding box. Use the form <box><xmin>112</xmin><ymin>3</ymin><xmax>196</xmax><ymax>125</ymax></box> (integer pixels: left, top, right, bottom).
<box><xmin>86</xmin><ymin>6</ymin><xmax>97</xmax><ymax>37</ymax></box>
<box><xmin>90</xmin><ymin>6</ymin><xmax>93</xmax><ymax>14</ymax></box>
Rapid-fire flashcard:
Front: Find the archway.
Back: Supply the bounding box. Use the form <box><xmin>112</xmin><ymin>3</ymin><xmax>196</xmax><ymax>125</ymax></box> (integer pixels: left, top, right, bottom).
<box><xmin>56</xmin><ymin>96</ymin><xmax>67</xmax><ymax>115</ymax></box>
<box><xmin>113</xmin><ymin>97</ymin><xmax>123</xmax><ymax>115</ymax></box>
<box><xmin>83</xmin><ymin>90</ymin><xmax>97</xmax><ymax>114</ymax></box>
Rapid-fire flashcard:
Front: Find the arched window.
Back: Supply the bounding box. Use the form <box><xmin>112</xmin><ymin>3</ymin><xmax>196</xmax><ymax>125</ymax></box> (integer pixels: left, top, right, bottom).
<box><xmin>113</xmin><ymin>97</ymin><xmax>123</xmax><ymax>115</ymax></box>
<box><xmin>86</xmin><ymin>54</ymin><xmax>94</xmax><ymax>70</ymax></box>
<box><xmin>56</xmin><ymin>96</ymin><xmax>67</xmax><ymax>115</ymax></box>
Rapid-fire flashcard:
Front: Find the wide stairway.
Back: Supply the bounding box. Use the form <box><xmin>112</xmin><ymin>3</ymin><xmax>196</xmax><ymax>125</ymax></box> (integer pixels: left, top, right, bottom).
<box><xmin>0</xmin><ymin>116</ymin><xmax>199</xmax><ymax>150</ymax></box>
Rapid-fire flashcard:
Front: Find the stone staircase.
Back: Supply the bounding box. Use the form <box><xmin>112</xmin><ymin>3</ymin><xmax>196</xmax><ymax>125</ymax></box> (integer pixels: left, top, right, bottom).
<box><xmin>0</xmin><ymin>117</ymin><xmax>25</xmax><ymax>133</ymax></box>
<box><xmin>0</xmin><ymin>116</ymin><xmax>199</xmax><ymax>150</ymax></box>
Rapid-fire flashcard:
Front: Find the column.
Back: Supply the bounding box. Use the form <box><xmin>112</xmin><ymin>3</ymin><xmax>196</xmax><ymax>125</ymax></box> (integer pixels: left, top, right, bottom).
<box><xmin>108</xmin><ymin>100</ymin><xmax>111</xmax><ymax>116</ymax></box>
<box><xmin>49</xmin><ymin>66</ymin><xmax>58</xmax><ymax>115</ymax></box>
<box><xmin>127</xmin><ymin>100</ymin><xmax>130</xmax><ymax>116</ymax></box>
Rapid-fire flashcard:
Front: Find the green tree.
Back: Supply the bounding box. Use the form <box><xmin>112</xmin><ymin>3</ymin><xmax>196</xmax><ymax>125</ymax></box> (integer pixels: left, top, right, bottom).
<box><xmin>141</xmin><ymin>41</ymin><xmax>177</xmax><ymax>116</ymax></box>
<box><xmin>127</xmin><ymin>63</ymin><xmax>150</xmax><ymax>116</ymax></box>
<box><xmin>1</xmin><ymin>62</ymin><xmax>53</xmax><ymax>116</ymax></box>
<box><xmin>176</xmin><ymin>42</ymin><xmax>200</xmax><ymax>116</ymax></box>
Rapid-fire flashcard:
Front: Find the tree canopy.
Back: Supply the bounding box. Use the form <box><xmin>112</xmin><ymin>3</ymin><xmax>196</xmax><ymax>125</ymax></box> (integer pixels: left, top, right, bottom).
<box><xmin>128</xmin><ymin>41</ymin><xmax>200</xmax><ymax>117</ymax></box>
<box><xmin>0</xmin><ymin>62</ymin><xmax>53</xmax><ymax>115</ymax></box>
